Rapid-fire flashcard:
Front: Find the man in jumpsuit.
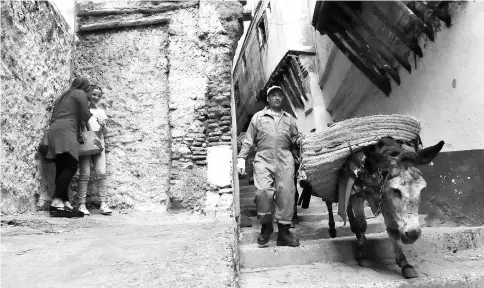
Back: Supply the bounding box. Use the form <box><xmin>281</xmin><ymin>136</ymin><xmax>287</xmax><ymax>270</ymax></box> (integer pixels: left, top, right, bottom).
<box><xmin>237</xmin><ymin>86</ymin><xmax>302</xmax><ymax>248</ymax></box>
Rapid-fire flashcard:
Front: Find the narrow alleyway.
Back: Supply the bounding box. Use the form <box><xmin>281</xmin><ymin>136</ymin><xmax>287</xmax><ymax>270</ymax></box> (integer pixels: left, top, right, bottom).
<box><xmin>237</xmin><ymin>178</ymin><xmax>484</xmax><ymax>287</ymax></box>
<box><xmin>1</xmin><ymin>211</ymin><xmax>237</xmax><ymax>288</ymax></box>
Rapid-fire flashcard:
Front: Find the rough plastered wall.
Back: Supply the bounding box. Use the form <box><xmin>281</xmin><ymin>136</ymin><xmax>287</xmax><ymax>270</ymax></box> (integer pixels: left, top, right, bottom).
<box><xmin>75</xmin><ymin>5</ymin><xmax>171</xmax><ymax>211</ymax></box>
<box><xmin>75</xmin><ymin>1</ymin><xmax>243</xmax><ymax>213</ymax></box>
<box><xmin>1</xmin><ymin>0</ymin><xmax>73</xmax><ymax>214</ymax></box>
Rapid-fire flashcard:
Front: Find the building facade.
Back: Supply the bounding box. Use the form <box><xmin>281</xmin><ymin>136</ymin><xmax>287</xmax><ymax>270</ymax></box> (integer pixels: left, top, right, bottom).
<box><xmin>234</xmin><ymin>0</ymin><xmax>484</xmax><ymax>225</ymax></box>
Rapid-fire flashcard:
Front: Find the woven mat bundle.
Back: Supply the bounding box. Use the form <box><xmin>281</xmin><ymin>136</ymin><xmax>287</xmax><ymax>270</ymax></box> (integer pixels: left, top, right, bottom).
<box><xmin>300</xmin><ymin>114</ymin><xmax>421</xmax><ymax>202</ymax></box>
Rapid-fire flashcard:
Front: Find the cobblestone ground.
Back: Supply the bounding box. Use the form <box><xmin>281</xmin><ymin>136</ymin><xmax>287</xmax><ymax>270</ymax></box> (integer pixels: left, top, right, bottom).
<box><xmin>1</xmin><ymin>210</ymin><xmax>237</xmax><ymax>288</ymax></box>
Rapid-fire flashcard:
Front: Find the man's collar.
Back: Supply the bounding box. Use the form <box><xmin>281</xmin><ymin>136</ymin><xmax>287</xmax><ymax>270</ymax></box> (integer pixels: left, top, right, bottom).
<box><xmin>263</xmin><ymin>107</ymin><xmax>288</xmax><ymax>116</ymax></box>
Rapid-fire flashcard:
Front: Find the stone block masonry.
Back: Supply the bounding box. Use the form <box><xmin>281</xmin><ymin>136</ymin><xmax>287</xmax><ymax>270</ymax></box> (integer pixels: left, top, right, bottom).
<box><xmin>169</xmin><ymin>0</ymin><xmax>244</xmax><ymax>214</ymax></box>
<box><xmin>1</xmin><ymin>0</ymin><xmax>73</xmax><ymax>214</ymax></box>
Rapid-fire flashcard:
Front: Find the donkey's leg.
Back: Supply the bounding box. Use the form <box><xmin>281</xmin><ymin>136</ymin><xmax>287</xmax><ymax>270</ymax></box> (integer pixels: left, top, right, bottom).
<box><xmin>325</xmin><ymin>201</ymin><xmax>336</xmax><ymax>238</ymax></box>
<box><xmin>349</xmin><ymin>194</ymin><xmax>369</xmax><ymax>266</ymax></box>
<box><xmin>387</xmin><ymin>229</ymin><xmax>418</xmax><ymax>279</ymax></box>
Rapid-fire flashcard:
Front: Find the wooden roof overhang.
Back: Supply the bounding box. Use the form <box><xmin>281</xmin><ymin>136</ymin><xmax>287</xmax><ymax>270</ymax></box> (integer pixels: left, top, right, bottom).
<box><xmin>255</xmin><ymin>50</ymin><xmax>315</xmax><ymax>117</ymax></box>
<box><xmin>312</xmin><ymin>1</ymin><xmax>452</xmax><ymax>96</ymax></box>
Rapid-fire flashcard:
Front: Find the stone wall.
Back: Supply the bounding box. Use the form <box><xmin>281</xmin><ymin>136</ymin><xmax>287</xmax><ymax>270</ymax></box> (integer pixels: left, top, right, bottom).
<box><xmin>1</xmin><ymin>0</ymin><xmax>73</xmax><ymax>214</ymax></box>
<box><xmin>1</xmin><ymin>0</ymin><xmax>243</xmax><ymax>214</ymax></box>
<box><xmin>75</xmin><ymin>6</ymin><xmax>171</xmax><ymax>211</ymax></box>
<box><xmin>170</xmin><ymin>0</ymin><xmax>244</xmax><ymax>214</ymax></box>
<box><xmin>75</xmin><ymin>1</ymin><xmax>244</xmax><ymax>213</ymax></box>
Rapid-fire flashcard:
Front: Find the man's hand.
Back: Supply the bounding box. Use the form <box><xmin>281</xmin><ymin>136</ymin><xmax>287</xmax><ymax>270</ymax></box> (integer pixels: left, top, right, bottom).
<box><xmin>237</xmin><ymin>158</ymin><xmax>246</xmax><ymax>175</ymax></box>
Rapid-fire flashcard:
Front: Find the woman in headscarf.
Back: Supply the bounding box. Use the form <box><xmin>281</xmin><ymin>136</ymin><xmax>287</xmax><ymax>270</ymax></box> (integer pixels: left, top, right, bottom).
<box><xmin>47</xmin><ymin>77</ymin><xmax>93</xmax><ymax>217</ymax></box>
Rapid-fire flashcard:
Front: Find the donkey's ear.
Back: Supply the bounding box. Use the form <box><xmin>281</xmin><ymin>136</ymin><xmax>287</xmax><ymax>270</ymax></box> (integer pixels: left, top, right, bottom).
<box><xmin>417</xmin><ymin>141</ymin><xmax>445</xmax><ymax>165</ymax></box>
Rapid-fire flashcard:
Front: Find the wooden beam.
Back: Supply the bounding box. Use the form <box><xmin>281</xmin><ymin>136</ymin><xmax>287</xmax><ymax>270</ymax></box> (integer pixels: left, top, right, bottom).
<box><xmin>393</xmin><ymin>1</ymin><xmax>434</xmax><ymax>41</ymax></box>
<box><xmin>286</xmin><ymin>62</ymin><xmax>308</xmax><ymax>102</ymax></box>
<box><xmin>335</xmin><ymin>2</ymin><xmax>412</xmax><ymax>73</ymax></box>
<box><xmin>328</xmin><ymin>32</ymin><xmax>391</xmax><ymax>96</ymax></box>
<box><xmin>435</xmin><ymin>1</ymin><xmax>452</xmax><ymax>28</ymax></box>
<box><xmin>77</xmin><ymin>1</ymin><xmax>198</xmax><ymax>16</ymax></box>
<box><xmin>330</xmin><ymin>14</ymin><xmax>401</xmax><ymax>85</ymax></box>
<box><xmin>287</xmin><ymin>56</ymin><xmax>309</xmax><ymax>100</ymax></box>
<box><xmin>279</xmin><ymin>80</ymin><xmax>299</xmax><ymax>115</ymax></box>
<box><xmin>281</xmin><ymin>76</ymin><xmax>304</xmax><ymax>109</ymax></box>
<box><xmin>78</xmin><ymin>16</ymin><xmax>170</xmax><ymax>32</ymax></box>
<box><xmin>338</xmin><ymin>28</ymin><xmax>401</xmax><ymax>85</ymax></box>
<box><xmin>367</xmin><ymin>2</ymin><xmax>423</xmax><ymax>57</ymax></box>
<box><xmin>282</xmin><ymin>73</ymin><xmax>305</xmax><ymax>108</ymax></box>
<box><xmin>404</xmin><ymin>1</ymin><xmax>437</xmax><ymax>41</ymax></box>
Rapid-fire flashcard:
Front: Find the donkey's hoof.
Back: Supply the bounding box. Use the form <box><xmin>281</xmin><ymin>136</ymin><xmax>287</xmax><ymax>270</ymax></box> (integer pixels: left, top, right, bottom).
<box><xmin>329</xmin><ymin>228</ymin><xmax>336</xmax><ymax>238</ymax></box>
<box><xmin>402</xmin><ymin>264</ymin><xmax>418</xmax><ymax>279</ymax></box>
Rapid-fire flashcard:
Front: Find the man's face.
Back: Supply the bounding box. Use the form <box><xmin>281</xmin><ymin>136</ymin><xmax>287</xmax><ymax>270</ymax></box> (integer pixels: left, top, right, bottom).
<box><xmin>267</xmin><ymin>90</ymin><xmax>283</xmax><ymax>109</ymax></box>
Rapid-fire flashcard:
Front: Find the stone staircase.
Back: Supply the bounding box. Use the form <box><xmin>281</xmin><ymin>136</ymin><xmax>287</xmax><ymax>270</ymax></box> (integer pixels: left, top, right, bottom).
<box><xmin>237</xmin><ymin>177</ymin><xmax>484</xmax><ymax>287</ymax></box>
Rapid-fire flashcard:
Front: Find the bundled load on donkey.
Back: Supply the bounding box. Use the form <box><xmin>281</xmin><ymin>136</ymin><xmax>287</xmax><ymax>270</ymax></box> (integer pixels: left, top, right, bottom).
<box><xmin>297</xmin><ymin>114</ymin><xmax>445</xmax><ymax>279</ymax></box>
<box><xmin>299</xmin><ymin>114</ymin><xmax>422</xmax><ymax>202</ymax></box>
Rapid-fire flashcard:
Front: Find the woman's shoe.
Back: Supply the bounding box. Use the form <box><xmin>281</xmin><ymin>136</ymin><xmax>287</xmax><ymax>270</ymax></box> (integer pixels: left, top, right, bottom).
<box><xmin>99</xmin><ymin>203</ymin><xmax>112</xmax><ymax>215</ymax></box>
<box><xmin>64</xmin><ymin>201</ymin><xmax>74</xmax><ymax>210</ymax></box>
<box><xmin>78</xmin><ymin>204</ymin><xmax>90</xmax><ymax>216</ymax></box>
<box><xmin>50</xmin><ymin>206</ymin><xmax>84</xmax><ymax>218</ymax></box>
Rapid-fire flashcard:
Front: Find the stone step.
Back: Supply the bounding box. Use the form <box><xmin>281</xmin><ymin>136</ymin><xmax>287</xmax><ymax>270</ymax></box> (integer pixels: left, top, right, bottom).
<box><xmin>238</xmin><ymin>178</ymin><xmax>253</xmax><ymax>187</ymax></box>
<box><xmin>239</xmin><ymin>226</ymin><xmax>484</xmax><ymax>269</ymax></box>
<box><xmin>239</xmin><ymin>247</ymin><xmax>484</xmax><ymax>287</ymax></box>
<box><xmin>239</xmin><ymin>190</ymin><xmax>256</xmax><ymax>199</ymax></box>
<box><xmin>239</xmin><ymin>216</ymin><xmax>386</xmax><ymax>244</ymax></box>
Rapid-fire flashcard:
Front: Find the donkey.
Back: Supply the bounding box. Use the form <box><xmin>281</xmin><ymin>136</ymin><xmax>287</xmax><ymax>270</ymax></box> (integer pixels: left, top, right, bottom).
<box><xmin>301</xmin><ymin>136</ymin><xmax>444</xmax><ymax>279</ymax></box>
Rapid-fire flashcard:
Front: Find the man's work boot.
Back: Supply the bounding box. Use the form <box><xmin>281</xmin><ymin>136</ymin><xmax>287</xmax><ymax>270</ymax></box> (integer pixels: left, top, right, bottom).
<box><xmin>277</xmin><ymin>223</ymin><xmax>300</xmax><ymax>247</ymax></box>
<box><xmin>257</xmin><ymin>223</ymin><xmax>274</xmax><ymax>248</ymax></box>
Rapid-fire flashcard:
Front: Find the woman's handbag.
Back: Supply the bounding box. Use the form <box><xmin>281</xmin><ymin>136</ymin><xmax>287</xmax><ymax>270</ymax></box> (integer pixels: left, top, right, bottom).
<box><xmin>79</xmin><ymin>123</ymin><xmax>104</xmax><ymax>156</ymax></box>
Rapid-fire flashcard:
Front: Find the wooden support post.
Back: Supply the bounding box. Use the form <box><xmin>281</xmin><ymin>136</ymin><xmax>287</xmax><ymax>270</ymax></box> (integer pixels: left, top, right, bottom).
<box><xmin>367</xmin><ymin>2</ymin><xmax>423</xmax><ymax>57</ymax></box>
<box><xmin>336</xmin><ymin>2</ymin><xmax>412</xmax><ymax>73</ymax></box>
<box><xmin>328</xmin><ymin>32</ymin><xmax>391</xmax><ymax>96</ymax></box>
<box><xmin>330</xmin><ymin>14</ymin><xmax>401</xmax><ymax>85</ymax></box>
<box><xmin>393</xmin><ymin>1</ymin><xmax>434</xmax><ymax>41</ymax></box>
<box><xmin>78</xmin><ymin>16</ymin><xmax>170</xmax><ymax>32</ymax></box>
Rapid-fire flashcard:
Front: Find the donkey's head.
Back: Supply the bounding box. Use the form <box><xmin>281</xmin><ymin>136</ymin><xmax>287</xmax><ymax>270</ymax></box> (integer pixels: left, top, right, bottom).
<box><xmin>366</xmin><ymin>137</ymin><xmax>444</xmax><ymax>244</ymax></box>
